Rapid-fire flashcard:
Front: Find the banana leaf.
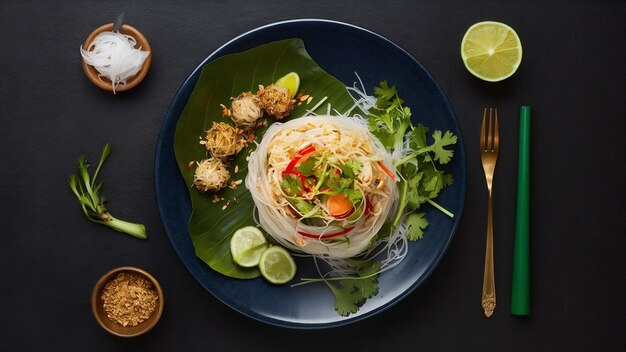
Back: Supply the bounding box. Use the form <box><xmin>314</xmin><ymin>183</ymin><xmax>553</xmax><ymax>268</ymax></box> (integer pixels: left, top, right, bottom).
<box><xmin>174</xmin><ymin>39</ymin><xmax>358</xmax><ymax>279</ymax></box>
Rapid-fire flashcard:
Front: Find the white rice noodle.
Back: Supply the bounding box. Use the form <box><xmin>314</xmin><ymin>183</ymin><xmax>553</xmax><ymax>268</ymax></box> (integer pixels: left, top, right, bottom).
<box><xmin>246</xmin><ymin>115</ymin><xmax>398</xmax><ymax>258</ymax></box>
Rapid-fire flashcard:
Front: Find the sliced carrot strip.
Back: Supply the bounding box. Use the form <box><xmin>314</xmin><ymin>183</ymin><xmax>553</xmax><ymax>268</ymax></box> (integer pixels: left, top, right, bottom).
<box><xmin>377</xmin><ymin>161</ymin><xmax>396</xmax><ymax>181</ymax></box>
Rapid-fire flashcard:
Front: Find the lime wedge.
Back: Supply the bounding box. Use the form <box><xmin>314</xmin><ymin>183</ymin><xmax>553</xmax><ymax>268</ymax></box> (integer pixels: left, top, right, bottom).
<box><xmin>259</xmin><ymin>246</ymin><xmax>296</xmax><ymax>284</ymax></box>
<box><xmin>230</xmin><ymin>226</ymin><xmax>268</xmax><ymax>267</ymax></box>
<box><xmin>461</xmin><ymin>21</ymin><xmax>522</xmax><ymax>82</ymax></box>
<box><xmin>275</xmin><ymin>72</ymin><xmax>300</xmax><ymax>98</ymax></box>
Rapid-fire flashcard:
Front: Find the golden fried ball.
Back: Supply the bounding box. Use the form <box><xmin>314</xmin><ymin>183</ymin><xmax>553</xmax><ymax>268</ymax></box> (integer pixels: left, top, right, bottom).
<box><xmin>193</xmin><ymin>158</ymin><xmax>230</xmax><ymax>192</ymax></box>
<box><xmin>200</xmin><ymin>122</ymin><xmax>246</xmax><ymax>159</ymax></box>
<box><xmin>230</xmin><ymin>92</ymin><xmax>263</xmax><ymax>128</ymax></box>
<box><xmin>257</xmin><ymin>84</ymin><xmax>295</xmax><ymax>120</ymax></box>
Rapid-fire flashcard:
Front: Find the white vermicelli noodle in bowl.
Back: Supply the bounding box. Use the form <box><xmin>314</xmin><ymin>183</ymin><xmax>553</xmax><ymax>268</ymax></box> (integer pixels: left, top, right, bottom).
<box><xmin>245</xmin><ymin>115</ymin><xmax>398</xmax><ymax>259</ymax></box>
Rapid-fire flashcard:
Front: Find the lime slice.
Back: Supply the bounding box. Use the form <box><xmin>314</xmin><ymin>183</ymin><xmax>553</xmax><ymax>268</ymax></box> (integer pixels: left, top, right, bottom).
<box><xmin>230</xmin><ymin>226</ymin><xmax>268</xmax><ymax>267</ymax></box>
<box><xmin>259</xmin><ymin>246</ymin><xmax>296</xmax><ymax>284</ymax></box>
<box><xmin>275</xmin><ymin>72</ymin><xmax>300</xmax><ymax>98</ymax></box>
<box><xmin>461</xmin><ymin>21</ymin><xmax>522</xmax><ymax>82</ymax></box>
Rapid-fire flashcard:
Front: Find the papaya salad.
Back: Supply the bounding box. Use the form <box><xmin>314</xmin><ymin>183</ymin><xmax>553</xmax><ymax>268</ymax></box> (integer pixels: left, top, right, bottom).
<box><xmin>247</xmin><ymin>115</ymin><xmax>396</xmax><ymax>259</ymax></box>
<box><xmin>188</xmin><ymin>71</ymin><xmax>457</xmax><ymax>316</ymax></box>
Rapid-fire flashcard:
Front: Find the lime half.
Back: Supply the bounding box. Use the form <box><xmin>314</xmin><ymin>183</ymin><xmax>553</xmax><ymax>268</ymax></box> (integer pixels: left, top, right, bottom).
<box><xmin>230</xmin><ymin>226</ymin><xmax>268</xmax><ymax>267</ymax></box>
<box><xmin>275</xmin><ymin>72</ymin><xmax>300</xmax><ymax>98</ymax></box>
<box><xmin>461</xmin><ymin>21</ymin><xmax>523</xmax><ymax>82</ymax></box>
<box><xmin>259</xmin><ymin>246</ymin><xmax>296</xmax><ymax>284</ymax></box>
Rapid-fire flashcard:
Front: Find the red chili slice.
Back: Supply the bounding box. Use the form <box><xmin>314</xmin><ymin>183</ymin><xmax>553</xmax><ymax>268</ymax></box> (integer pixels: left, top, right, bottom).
<box><xmin>287</xmin><ymin>204</ymin><xmax>302</xmax><ymax>219</ymax></box>
<box><xmin>298</xmin><ymin>227</ymin><xmax>355</xmax><ymax>239</ymax></box>
<box><xmin>334</xmin><ymin>207</ymin><xmax>354</xmax><ymax>219</ymax></box>
<box><xmin>285</xmin><ymin>145</ymin><xmax>316</xmax><ymax>173</ymax></box>
<box><xmin>281</xmin><ymin>170</ymin><xmax>310</xmax><ymax>191</ymax></box>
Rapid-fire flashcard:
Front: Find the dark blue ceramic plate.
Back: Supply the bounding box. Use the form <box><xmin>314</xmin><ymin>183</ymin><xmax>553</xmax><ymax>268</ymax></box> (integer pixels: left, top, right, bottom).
<box><xmin>155</xmin><ymin>19</ymin><xmax>465</xmax><ymax>328</ymax></box>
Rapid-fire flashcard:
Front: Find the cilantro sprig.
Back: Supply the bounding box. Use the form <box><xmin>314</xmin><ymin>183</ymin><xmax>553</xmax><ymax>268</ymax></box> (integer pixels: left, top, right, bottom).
<box><xmin>367</xmin><ymin>81</ymin><xmax>412</xmax><ymax>150</ymax></box>
<box><xmin>295</xmin><ymin>259</ymin><xmax>381</xmax><ymax>317</ymax></box>
<box><xmin>367</xmin><ymin>81</ymin><xmax>457</xmax><ymax>240</ymax></box>
<box><xmin>327</xmin><ymin>259</ymin><xmax>381</xmax><ymax>316</ymax></box>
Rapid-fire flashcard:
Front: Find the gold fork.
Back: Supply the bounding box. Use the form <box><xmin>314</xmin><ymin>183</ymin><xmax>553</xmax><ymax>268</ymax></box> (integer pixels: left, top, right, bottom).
<box><xmin>480</xmin><ymin>107</ymin><xmax>499</xmax><ymax>317</ymax></box>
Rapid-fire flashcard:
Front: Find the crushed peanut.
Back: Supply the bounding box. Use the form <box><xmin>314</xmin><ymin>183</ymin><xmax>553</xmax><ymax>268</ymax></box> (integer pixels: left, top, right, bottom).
<box><xmin>101</xmin><ymin>272</ymin><xmax>158</xmax><ymax>327</ymax></box>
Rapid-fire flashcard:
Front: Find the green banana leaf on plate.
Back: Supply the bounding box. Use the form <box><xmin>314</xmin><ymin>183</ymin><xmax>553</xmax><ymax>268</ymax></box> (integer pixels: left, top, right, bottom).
<box><xmin>174</xmin><ymin>39</ymin><xmax>357</xmax><ymax>279</ymax></box>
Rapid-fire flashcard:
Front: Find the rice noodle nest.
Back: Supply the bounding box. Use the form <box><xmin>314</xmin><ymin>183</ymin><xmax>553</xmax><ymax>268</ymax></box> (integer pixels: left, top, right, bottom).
<box><xmin>246</xmin><ymin>115</ymin><xmax>398</xmax><ymax>258</ymax></box>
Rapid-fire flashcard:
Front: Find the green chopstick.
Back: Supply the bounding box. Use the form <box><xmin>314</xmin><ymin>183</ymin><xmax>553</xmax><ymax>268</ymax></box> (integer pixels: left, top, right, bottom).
<box><xmin>511</xmin><ymin>105</ymin><xmax>531</xmax><ymax>315</ymax></box>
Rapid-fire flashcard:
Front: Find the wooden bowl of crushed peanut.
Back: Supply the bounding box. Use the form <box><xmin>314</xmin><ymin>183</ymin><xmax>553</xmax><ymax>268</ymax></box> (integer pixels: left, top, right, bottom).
<box><xmin>91</xmin><ymin>266</ymin><xmax>164</xmax><ymax>337</ymax></box>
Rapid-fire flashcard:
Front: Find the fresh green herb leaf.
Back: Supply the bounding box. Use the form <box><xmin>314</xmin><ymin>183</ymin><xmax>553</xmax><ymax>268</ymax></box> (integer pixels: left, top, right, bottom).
<box><xmin>325</xmin><ymin>175</ymin><xmax>362</xmax><ymax>204</ymax></box>
<box><xmin>410</xmin><ymin>123</ymin><xmax>429</xmax><ymax>149</ymax></box>
<box><xmin>404</xmin><ymin>212</ymin><xmax>429</xmax><ymax>240</ymax></box>
<box><xmin>344</xmin><ymin>160</ymin><xmax>362</xmax><ymax>177</ymax></box>
<box><xmin>326</xmin><ymin>259</ymin><xmax>382</xmax><ymax>316</ymax></box>
<box><xmin>327</xmin><ymin>282</ymin><xmax>361</xmax><ymax>316</ymax></box>
<box><xmin>345</xmin><ymin>188</ymin><xmax>363</xmax><ymax>204</ymax></box>
<box><xmin>286</xmin><ymin>197</ymin><xmax>316</xmax><ymax>217</ymax></box>
<box><xmin>419</xmin><ymin>166</ymin><xmax>451</xmax><ymax>198</ymax></box>
<box><xmin>429</xmin><ymin>130</ymin><xmax>457</xmax><ymax>164</ymax></box>
<box><xmin>339</xmin><ymin>177</ymin><xmax>354</xmax><ymax>189</ymax></box>
<box><xmin>374</xmin><ymin>81</ymin><xmax>400</xmax><ymax>109</ymax></box>
<box><xmin>368</xmin><ymin>81</ymin><xmax>412</xmax><ymax>150</ymax></box>
<box><xmin>396</xmin><ymin>129</ymin><xmax>458</xmax><ymax>167</ymax></box>
<box><xmin>346</xmin><ymin>259</ymin><xmax>381</xmax><ymax>299</ymax></box>
<box><xmin>295</xmin><ymin>156</ymin><xmax>317</xmax><ymax>176</ymax></box>
<box><xmin>406</xmin><ymin>172</ymin><xmax>426</xmax><ymax>211</ymax></box>
<box><xmin>337</xmin><ymin>163</ymin><xmax>355</xmax><ymax>178</ymax></box>
<box><xmin>280</xmin><ymin>174</ymin><xmax>301</xmax><ymax>195</ymax></box>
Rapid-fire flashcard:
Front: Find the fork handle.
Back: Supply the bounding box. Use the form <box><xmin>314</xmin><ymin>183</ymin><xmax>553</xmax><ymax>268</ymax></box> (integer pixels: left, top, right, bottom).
<box><xmin>482</xmin><ymin>191</ymin><xmax>496</xmax><ymax>317</ymax></box>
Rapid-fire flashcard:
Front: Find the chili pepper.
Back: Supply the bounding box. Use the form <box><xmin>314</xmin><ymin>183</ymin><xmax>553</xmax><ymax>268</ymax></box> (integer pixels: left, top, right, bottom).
<box><xmin>285</xmin><ymin>144</ymin><xmax>316</xmax><ymax>173</ymax></box>
<box><xmin>298</xmin><ymin>227</ymin><xmax>355</xmax><ymax>239</ymax></box>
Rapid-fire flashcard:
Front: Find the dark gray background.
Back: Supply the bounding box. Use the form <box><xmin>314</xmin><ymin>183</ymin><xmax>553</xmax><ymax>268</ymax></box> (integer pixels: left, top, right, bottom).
<box><xmin>1</xmin><ymin>0</ymin><xmax>624</xmax><ymax>351</ymax></box>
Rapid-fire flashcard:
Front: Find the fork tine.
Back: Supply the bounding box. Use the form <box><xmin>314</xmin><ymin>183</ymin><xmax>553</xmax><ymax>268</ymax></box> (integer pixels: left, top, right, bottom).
<box><xmin>487</xmin><ymin>108</ymin><xmax>493</xmax><ymax>151</ymax></box>
<box><xmin>480</xmin><ymin>108</ymin><xmax>487</xmax><ymax>151</ymax></box>
<box><xmin>493</xmin><ymin>108</ymin><xmax>499</xmax><ymax>152</ymax></box>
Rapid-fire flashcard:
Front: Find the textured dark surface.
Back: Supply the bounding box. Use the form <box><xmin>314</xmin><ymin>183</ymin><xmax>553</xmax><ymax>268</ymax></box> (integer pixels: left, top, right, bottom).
<box><xmin>1</xmin><ymin>1</ymin><xmax>624</xmax><ymax>351</ymax></box>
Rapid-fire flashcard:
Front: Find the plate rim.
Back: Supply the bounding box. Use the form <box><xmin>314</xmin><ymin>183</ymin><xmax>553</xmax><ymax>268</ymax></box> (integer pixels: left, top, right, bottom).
<box><xmin>155</xmin><ymin>18</ymin><xmax>466</xmax><ymax>329</ymax></box>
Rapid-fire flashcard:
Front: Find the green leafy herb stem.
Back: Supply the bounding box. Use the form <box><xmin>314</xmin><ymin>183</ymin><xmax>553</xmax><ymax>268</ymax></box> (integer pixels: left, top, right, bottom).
<box><xmin>367</xmin><ymin>81</ymin><xmax>457</xmax><ymax>240</ymax></box>
<box><xmin>294</xmin><ymin>259</ymin><xmax>381</xmax><ymax>316</ymax></box>
<box><xmin>68</xmin><ymin>143</ymin><xmax>147</xmax><ymax>240</ymax></box>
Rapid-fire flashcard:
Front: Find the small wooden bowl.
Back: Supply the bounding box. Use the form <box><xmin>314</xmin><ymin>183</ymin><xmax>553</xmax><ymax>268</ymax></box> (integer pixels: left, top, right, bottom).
<box><xmin>91</xmin><ymin>266</ymin><xmax>164</xmax><ymax>337</ymax></box>
<box><xmin>81</xmin><ymin>23</ymin><xmax>152</xmax><ymax>92</ymax></box>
